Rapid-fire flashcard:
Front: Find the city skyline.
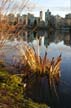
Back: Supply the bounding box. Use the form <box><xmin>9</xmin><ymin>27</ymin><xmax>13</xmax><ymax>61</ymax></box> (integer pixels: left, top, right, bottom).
<box><xmin>29</xmin><ymin>0</ymin><xmax>71</xmax><ymax>19</ymax></box>
<box><xmin>0</xmin><ymin>0</ymin><xmax>71</xmax><ymax>19</ymax></box>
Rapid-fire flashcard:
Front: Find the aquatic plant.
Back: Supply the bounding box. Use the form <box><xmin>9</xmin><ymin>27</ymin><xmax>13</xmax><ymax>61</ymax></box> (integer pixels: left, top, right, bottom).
<box><xmin>0</xmin><ymin>40</ymin><xmax>61</xmax><ymax>107</ymax></box>
<box><xmin>0</xmin><ymin>40</ymin><xmax>62</xmax><ymax>86</ymax></box>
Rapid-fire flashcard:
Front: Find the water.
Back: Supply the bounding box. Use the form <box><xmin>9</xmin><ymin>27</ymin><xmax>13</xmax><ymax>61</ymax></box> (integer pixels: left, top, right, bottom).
<box><xmin>0</xmin><ymin>31</ymin><xmax>71</xmax><ymax>108</ymax></box>
<box><xmin>26</xmin><ymin>31</ymin><xmax>71</xmax><ymax>108</ymax></box>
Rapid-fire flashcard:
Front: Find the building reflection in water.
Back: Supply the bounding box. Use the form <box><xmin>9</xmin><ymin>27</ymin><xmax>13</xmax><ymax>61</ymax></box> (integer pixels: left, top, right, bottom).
<box><xmin>64</xmin><ymin>32</ymin><xmax>71</xmax><ymax>46</ymax></box>
<box><xmin>21</xmin><ymin>30</ymin><xmax>71</xmax><ymax>48</ymax></box>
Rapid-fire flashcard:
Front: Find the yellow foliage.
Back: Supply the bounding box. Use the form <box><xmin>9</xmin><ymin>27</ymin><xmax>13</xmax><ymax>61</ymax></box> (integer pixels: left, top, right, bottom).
<box><xmin>10</xmin><ymin>75</ymin><xmax>22</xmax><ymax>84</ymax></box>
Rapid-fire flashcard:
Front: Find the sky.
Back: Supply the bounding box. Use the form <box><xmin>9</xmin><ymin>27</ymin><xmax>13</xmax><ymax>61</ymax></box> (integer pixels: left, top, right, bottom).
<box><xmin>27</xmin><ymin>0</ymin><xmax>71</xmax><ymax>19</ymax></box>
<box><xmin>0</xmin><ymin>0</ymin><xmax>71</xmax><ymax>19</ymax></box>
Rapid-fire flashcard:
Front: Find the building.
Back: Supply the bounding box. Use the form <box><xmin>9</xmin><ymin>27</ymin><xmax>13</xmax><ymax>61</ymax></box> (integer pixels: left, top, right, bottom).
<box><xmin>45</xmin><ymin>9</ymin><xmax>56</xmax><ymax>29</ymax></box>
<box><xmin>17</xmin><ymin>14</ymin><xmax>28</xmax><ymax>25</ymax></box>
<box><xmin>55</xmin><ymin>15</ymin><xmax>62</xmax><ymax>27</ymax></box>
<box><xmin>40</xmin><ymin>11</ymin><xmax>43</xmax><ymax>21</ymax></box>
<box><xmin>17</xmin><ymin>14</ymin><xmax>23</xmax><ymax>24</ymax></box>
<box><xmin>7</xmin><ymin>13</ymin><xmax>16</xmax><ymax>25</ymax></box>
<box><xmin>65</xmin><ymin>14</ymin><xmax>71</xmax><ymax>26</ymax></box>
<box><xmin>0</xmin><ymin>14</ymin><xmax>7</xmax><ymax>23</ymax></box>
<box><xmin>28</xmin><ymin>13</ymin><xmax>36</xmax><ymax>26</ymax></box>
<box><xmin>35</xmin><ymin>17</ymin><xmax>40</xmax><ymax>25</ymax></box>
<box><xmin>45</xmin><ymin>9</ymin><xmax>51</xmax><ymax>26</ymax></box>
<box><xmin>22</xmin><ymin>15</ymin><xmax>28</xmax><ymax>25</ymax></box>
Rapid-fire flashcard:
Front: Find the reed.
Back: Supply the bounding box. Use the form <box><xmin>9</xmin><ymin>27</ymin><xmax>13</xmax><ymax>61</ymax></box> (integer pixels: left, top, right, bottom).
<box><xmin>0</xmin><ymin>40</ymin><xmax>62</xmax><ymax>87</ymax></box>
<box><xmin>17</xmin><ymin>42</ymin><xmax>62</xmax><ymax>86</ymax></box>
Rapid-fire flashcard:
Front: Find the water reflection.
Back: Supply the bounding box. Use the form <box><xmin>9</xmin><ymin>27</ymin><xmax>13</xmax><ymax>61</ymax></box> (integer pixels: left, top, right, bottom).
<box><xmin>25</xmin><ymin>31</ymin><xmax>71</xmax><ymax>108</ymax></box>
<box><xmin>0</xmin><ymin>30</ymin><xmax>71</xmax><ymax>108</ymax></box>
<box><xmin>25</xmin><ymin>30</ymin><xmax>71</xmax><ymax>47</ymax></box>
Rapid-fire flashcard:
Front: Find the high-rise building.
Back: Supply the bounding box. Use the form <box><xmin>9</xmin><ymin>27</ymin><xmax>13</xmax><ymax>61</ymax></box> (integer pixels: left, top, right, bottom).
<box><xmin>45</xmin><ymin>9</ymin><xmax>51</xmax><ymax>26</ymax></box>
<box><xmin>28</xmin><ymin>13</ymin><xmax>35</xmax><ymax>26</ymax></box>
<box><xmin>40</xmin><ymin>11</ymin><xmax>43</xmax><ymax>21</ymax></box>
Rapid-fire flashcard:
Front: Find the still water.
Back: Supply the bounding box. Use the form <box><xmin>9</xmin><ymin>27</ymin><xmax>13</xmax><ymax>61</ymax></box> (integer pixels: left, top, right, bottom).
<box><xmin>26</xmin><ymin>31</ymin><xmax>71</xmax><ymax>108</ymax></box>
<box><xmin>0</xmin><ymin>31</ymin><xmax>71</xmax><ymax>108</ymax></box>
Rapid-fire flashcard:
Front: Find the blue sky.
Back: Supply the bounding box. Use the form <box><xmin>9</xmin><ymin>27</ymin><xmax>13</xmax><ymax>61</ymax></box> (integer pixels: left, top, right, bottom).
<box><xmin>0</xmin><ymin>0</ymin><xmax>70</xmax><ymax>18</ymax></box>
<box><xmin>28</xmin><ymin>0</ymin><xmax>70</xmax><ymax>18</ymax></box>
<box><xmin>35</xmin><ymin>0</ymin><xmax>70</xmax><ymax>7</ymax></box>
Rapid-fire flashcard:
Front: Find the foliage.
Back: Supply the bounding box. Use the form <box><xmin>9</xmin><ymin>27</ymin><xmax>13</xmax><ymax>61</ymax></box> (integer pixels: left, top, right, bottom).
<box><xmin>23</xmin><ymin>99</ymin><xmax>48</xmax><ymax>108</ymax></box>
<box><xmin>0</xmin><ymin>70</ymin><xmax>48</xmax><ymax>108</ymax></box>
<box><xmin>0</xmin><ymin>41</ymin><xmax>61</xmax><ymax>108</ymax></box>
